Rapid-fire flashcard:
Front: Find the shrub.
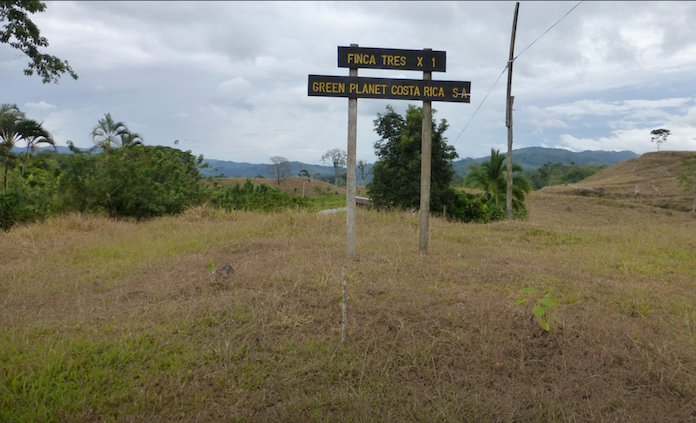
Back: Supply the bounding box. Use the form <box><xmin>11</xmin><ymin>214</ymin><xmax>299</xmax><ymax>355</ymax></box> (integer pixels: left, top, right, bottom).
<box><xmin>447</xmin><ymin>191</ymin><xmax>490</xmax><ymax>223</ymax></box>
<box><xmin>57</xmin><ymin>145</ymin><xmax>207</xmax><ymax>219</ymax></box>
<box><xmin>0</xmin><ymin>188</ymin><xmax>21</xmax><ymax>230</ymax></box>
<box><xmin>210</xmin><ymin>178</ymin><xmax>307</xmax><ymax>212</ymax></box>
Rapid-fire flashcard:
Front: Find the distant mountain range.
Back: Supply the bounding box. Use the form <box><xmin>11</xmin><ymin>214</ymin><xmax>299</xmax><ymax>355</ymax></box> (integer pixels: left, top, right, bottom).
<box><xmin>204</xmin><ymin>147</ymin><xmax>639</xmax><ymax>182</ymax></box>
<box><xmin>18</xmin><ymin>145</ymin><xmax>639</xmax><ymax>184</ymax></box>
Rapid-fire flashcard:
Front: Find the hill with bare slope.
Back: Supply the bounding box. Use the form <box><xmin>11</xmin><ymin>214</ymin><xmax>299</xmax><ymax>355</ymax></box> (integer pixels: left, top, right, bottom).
<box><xmin>539</xmin><ymin>151</ymin><xmax>696</xmax><ymax>212</ymax></box>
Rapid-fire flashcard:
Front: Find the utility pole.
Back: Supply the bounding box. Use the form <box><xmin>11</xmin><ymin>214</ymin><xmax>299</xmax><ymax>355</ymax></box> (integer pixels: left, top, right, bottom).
<box><xmin>506</xmin><ymin>2</ymin><xmax>519</xmax><ymax>221</ymax></box>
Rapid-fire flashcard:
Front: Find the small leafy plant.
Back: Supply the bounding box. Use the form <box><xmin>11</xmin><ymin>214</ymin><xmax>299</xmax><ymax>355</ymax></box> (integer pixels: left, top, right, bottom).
<box><xmin>207</xmin><ymin>260</ymin><xmax>215</xmax><ymax>274</ymax></box>
<box><xmin>512</xmin><ymin>288</ymin><xmax>558</xmax><ymax>331</ymax></box>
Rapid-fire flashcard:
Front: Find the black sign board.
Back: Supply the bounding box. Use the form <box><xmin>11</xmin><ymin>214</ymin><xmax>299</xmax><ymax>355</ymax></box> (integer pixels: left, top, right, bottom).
<box><xmin>338</xmin><ymin>46</ymin><xmax>446</xmax><ymax>72</ymax></box>
<box><xmin>308</xmin><ymin>75</ymin><xmax>470</xmax><ymax>103</ymax></box>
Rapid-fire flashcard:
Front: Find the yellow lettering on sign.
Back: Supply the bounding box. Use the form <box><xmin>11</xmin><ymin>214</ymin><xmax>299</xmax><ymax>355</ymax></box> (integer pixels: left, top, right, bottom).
<box><xmin>390</xmin><ymin>85</ymin><xmax>422</xmax><ymax>96</ymax></box>
<box><xmin>453</xmin><ymin>87</ymin><xmax>468</xmax><ymax>98</ymax></box>
<box><xmin>381</xmin><ymin>55</ymin><xmax>407</xmax><ymax>67</ymax></box>
<box><xmin>417</xmin><ymin>56</ymin><xmax>423</xmax><ymax>67</ymax></box>
<box><xmin>350</xmin><ymin>54</ymin><xmax>376</xmax><ymax>65</ymax></box>
<box><xmin>424</xmin><ymin>86</ymin><xmax>445</xmax><ymax>97</ymax></box>
<box><xmin>356</xmin><ymin>83</ymin><xmax>385</xmax><ymax>94</ymax></box>
<box><xmin>312</xmin><ymin>81</ymin><xmax>346</xmax><ymax>94</ymax></box>
<box><xmin>350</xmin><ymin>83</ymin><xmax>358</xmax><ymax>93</ymax></box>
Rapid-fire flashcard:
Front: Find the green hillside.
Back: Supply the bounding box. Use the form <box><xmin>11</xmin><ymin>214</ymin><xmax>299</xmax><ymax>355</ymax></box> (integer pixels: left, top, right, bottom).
<box><xmin>452</xmin><ymin>147</ymin><xmax>638</xmax><ymax>177</ymax></box>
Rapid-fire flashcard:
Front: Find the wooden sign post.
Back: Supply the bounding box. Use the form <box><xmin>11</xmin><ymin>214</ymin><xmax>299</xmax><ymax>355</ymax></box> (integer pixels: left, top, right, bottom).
<box><xmin>309</xmin><ymin>46</ymin><xmax>471</xmax><ymax>256</ymax></box>
<box><xmin>346</xmin><ymin>45</ymin><xmax>358</xmax><ymax>257</ymax></box>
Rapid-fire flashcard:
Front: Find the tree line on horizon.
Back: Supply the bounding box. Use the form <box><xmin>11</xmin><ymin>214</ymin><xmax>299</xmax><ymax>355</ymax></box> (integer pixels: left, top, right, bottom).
<box><xmin>0</xmin><ymin>102</ymin><xmax>628</xmax><ymax>231</ymax></box>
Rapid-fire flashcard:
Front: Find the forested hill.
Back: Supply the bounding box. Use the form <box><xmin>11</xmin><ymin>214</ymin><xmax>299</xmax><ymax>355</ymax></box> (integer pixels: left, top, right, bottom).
<box><xmin>452</xmin><ymin>147</ymin><xmax>639</xmax><ymax>177</ymax></box>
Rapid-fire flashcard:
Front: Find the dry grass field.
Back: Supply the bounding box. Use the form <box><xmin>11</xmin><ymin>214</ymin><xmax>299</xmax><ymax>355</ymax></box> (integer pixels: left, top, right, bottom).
<box><xmin>2</xmin><ymin>152</ymin><xmax>696</xmax><ymax>422</ymax></box>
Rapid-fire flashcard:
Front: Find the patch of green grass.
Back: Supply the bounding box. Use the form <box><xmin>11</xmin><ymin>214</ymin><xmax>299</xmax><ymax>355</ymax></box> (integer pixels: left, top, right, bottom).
<box><xmin>303</xmin><ymin>195</ymin><xmax>346</xmax><ymax>212</ymax></box>
<box><xmin>0</xmin><ymin>326</ymin><xmax>198</xmax><ymax>422</ymax></box>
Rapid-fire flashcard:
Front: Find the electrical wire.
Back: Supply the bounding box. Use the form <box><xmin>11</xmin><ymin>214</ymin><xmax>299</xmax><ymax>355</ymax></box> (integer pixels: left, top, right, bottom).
<box><xmin>452</xmin><ymin>65</ymin><xmax>507</xmax><ymax>146</ymax></box>
<box><xmin>452</xmin><ymin>1</ymin><xmax>583</xmax><ymax>146</ymax></box>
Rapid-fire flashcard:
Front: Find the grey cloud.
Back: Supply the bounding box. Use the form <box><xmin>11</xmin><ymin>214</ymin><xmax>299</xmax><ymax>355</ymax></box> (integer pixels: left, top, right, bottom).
<box><xmin>2</xmin><ymin>1</ymin><xmax>695</xmax><ymax>162</ymax></box>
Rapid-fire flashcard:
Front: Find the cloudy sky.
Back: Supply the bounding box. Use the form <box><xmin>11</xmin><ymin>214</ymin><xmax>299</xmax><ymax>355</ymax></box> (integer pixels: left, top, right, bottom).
<box><xmin>2</xmin><ymin>1</ymin><xmax>696</xmax><ymax>165</ymax></box>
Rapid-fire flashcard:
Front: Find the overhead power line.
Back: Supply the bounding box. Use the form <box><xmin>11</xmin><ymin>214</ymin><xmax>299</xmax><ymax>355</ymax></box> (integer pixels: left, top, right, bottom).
<box><xmin>452</xmin><ymin>1</ymin><xmax>583</xmax><ymax>146</ymax></box>
<box><xmin>452</xmin><ymin>65</ymin><xmax>507</xmax><ymax>146</ymax></box>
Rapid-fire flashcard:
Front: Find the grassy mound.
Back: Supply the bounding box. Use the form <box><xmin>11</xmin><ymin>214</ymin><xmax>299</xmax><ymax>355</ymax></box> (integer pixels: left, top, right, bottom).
<box><xmin>541</xmin><ymin>151</ymin><xmax>696</xmax><ymax>212</ymax></box>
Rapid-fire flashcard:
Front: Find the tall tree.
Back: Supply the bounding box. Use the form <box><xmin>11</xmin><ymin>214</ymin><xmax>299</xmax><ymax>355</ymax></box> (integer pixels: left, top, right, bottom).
<box><xmin>650</xmin><ymin>128</ymin><xmax>670</xmax><ymax>152</ymax></box>
<box><xmin>267</xmin><ymin>156</ymin><xmax>291</xmax><ymax>187</ymax></box>
<box><xmin>357</xmin><ymin>159</ymin><xmax>369</xmax><ymax>186</ymax></box>
<box><xmin>368</xmin><ymin>104</ymin><xmax>458</xmax><ymax>211</ymax></box>
<box><xmin>20</xmin><ymin>119</ymin><xmax>54</xmax><ymax>155</ymax></box>
<box><xmin>17</xmin><ymin>118</ymin><xmax>54</xmax><ymax>179</ymax></box>
<box><xmin>464</xmin><ymin>148</ymin><xmax>531</xmax><ymax>215</ymax></box>
<box><xmin>0</xmin><ymin>103</ymin><xmax>54</xmax><ymax>188</ymax></box>
<box><xmin>321</xmin><ymin>148</ymin><xmax>346</xmax><ymax>193</ymax></box>
<box><xmin>0</xmin><ymin>103</ymin><xmax>26</xmax><ymax>189</ymax></box>
<box><xmin>91</xmin><ymin>113</ymin><xmax>130</xmax><ymax>150</ymax></box>
<box><xmin>298</xmin><ymin>169</ymin><xmax>311</xmax><ymax>197</ymax></box>
<box><xmin>119</xmin><ymin>131</ymin><xmax>144</xmax><ymax>148</ymax></box>
<box><xmin>1</xmin><ymin>0</ymin><xmax>78</xmax><ymax>83</ymax></box>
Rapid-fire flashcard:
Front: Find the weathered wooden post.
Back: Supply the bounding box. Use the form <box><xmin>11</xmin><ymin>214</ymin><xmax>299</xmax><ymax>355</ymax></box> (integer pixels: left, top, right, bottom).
<box><xmin>419</xmin><ymin>48</ymin><xmax>433</xmax><ymax>255</ymax></box>
<box><xmin>346</xmin><ymin>44</ymin><xmax>358</xmax><ymax>257</ymax></box>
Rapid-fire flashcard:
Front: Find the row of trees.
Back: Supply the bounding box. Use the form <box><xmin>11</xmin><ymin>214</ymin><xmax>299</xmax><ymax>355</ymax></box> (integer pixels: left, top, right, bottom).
<box><xmin>525</xmin><ymin>161</ymin><xmax>602</xmax><ymax>190</ymax></box>
<box><xmin>266</xmin><ymin>149</ymin><xmax>371</xmax><ymax>195</ymax></box>
<box><xmin>0</xmin><ymin>106</ymin><xmax>312</xmax><ymax>230</ymax></box>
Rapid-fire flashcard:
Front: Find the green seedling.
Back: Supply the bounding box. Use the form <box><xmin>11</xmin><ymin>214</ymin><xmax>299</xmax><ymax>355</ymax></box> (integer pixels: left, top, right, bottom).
<box><xmin>207</xmin><ymin>260</ymin><xmax>215</xmax><ymax>274</ymax></box>
<box><xmin>512</xmin><ymin>288</ymin><xmax>558</xmax><ymax>331</ymax></box>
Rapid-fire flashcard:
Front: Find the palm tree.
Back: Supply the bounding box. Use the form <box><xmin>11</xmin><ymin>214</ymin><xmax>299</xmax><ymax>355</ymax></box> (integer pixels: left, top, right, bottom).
<box><xmin>20</xmin><ymin>120</ymin><xmax>55</xmax><ymax>155</ymax></box>
<box><xmin>0</xmin><ymin>104</ymin><xmax>26</xmax><ymax>151</ymax></box>
<box><xmin>464</xmin><ymin>148</ymin><xmax>531</xmax><ymax>214</ymax></box>
<box><xmin>18</xmin><ymin>120</ymin><xmax>55</xmax><ymax>179</ymax></box>
<box><xmin>0</xmin><ymin>104</ymin><xmax>54</xmax><ymax>189</ymax></box>
<box><xmin>119</xmin><ymin>131</ymin><xmax>144</xmax><ymax>147</ymax></box>
<box><xmin>91</xmin><ymin>113</ymin><xmax>129</xmax><ymax>150</ymax></box>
